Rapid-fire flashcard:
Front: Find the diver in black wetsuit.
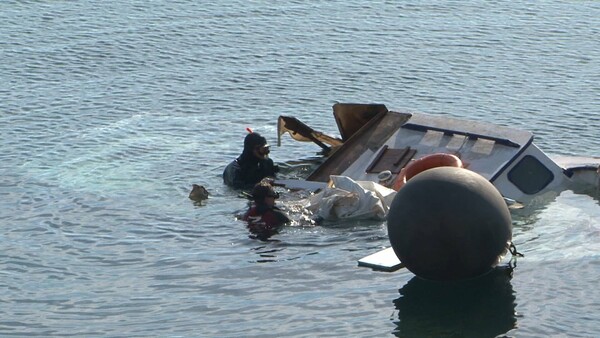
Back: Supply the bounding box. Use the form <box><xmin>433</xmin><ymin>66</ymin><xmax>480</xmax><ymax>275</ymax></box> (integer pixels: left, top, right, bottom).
<box><xmin>222</xmin><ymin>132</ymin><xmax>279</xmax><ymax>189</ymax></box>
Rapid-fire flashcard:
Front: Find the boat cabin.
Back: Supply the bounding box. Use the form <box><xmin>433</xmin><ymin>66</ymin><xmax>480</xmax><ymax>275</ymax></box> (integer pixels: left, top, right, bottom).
<box><xmin>277</xmin><ymin>103</ymin><xmax>600</xmax><ymax>204</ymax></box>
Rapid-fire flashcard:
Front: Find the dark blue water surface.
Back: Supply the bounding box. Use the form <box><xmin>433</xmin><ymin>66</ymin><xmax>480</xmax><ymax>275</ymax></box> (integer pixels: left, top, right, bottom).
<box><xmin>1</xmin><ymin>1</ymin><xmax>599</xmax><ymax>337</ymax></box>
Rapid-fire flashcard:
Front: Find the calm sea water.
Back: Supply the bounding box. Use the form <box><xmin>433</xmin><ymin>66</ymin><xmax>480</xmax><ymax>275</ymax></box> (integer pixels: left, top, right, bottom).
<box><xmin>1</xmin><ymin>1</ymin><xmax>599</xmax><ymax>337</ymax></box>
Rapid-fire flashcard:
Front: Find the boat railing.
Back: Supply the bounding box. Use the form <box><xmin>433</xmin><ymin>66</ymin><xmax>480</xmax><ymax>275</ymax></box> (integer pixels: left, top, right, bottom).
<box><xmin>402</xmin><ymin>123</ymin><xmax>520</xmax><ymax>148</ymax></box>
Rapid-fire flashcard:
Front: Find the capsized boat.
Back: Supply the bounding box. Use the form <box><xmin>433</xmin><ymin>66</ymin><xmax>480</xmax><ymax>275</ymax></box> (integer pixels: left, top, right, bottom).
<box><xmin>276</xmin><ymin>103</ymin><xmax>600</xmax><ymax>206</ymax></box>
<box><xmin>276</xmin><ymin>103</ymin><xmax>600</xmax><ymax>275</ymax></box>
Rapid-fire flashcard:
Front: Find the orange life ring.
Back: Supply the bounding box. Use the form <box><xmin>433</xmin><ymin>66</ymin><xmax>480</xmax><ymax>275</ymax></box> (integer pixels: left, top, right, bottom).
<box><xmin>392</xmin><ymin>153</ymin><xmax>463</xmax><ymax>191</ymax></box>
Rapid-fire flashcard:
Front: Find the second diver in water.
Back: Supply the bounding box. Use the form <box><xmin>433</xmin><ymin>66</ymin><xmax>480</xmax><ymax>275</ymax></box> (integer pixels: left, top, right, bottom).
<box><xmin>243</xmin><ymin>181</ymin><xmax>290</xmax><ymax>238</ymax></box>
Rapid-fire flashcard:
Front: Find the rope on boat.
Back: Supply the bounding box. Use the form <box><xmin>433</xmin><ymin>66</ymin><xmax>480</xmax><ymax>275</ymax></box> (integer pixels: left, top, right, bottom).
<box><xmin>508</xmin><ymin>242</ymin><xmax>524</xmax><ymax>257</ymax></box>
<box><xmin>506</xmin><ymin>242</ymin><xmax>523</xmax><ymax>269</ymax></box>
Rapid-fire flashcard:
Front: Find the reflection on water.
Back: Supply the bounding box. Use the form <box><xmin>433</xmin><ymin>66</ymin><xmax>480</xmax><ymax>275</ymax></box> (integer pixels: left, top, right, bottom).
<box><xmin>571</xmin><ymin>184</ymin><xmax>600</xmax><ymax>206</ymax></box>
<box><xmin>393</xmin><ymin>266</ymin><xmax>517</xmax><ymax>338</ymax></box>
<box><xmin>278</xmin><ymin>157</ymin><xmax>326</xmax><ymax>180</ymax></box>
<box><xmin>250</xmin><ymin>245</ymin><xmax>284</xmax><ymax>262</ymax></box>
<box><xmin>515</xmin><ymin>185</ymin><xmax>600</xmax><ymax>219</ymax></box>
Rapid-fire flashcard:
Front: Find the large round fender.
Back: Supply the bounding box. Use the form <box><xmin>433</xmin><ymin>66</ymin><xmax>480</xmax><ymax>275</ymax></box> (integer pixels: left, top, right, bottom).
<box><xmin>387</xmin><ymin>166</ymin><xmax>512</xmax><ymax>281</ymax></box>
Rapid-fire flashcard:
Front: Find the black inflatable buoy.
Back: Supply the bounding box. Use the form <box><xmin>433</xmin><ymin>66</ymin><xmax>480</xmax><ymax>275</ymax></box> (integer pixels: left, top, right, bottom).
<box><xmin>387</xmin><ymin>167</ymin><xmax>512</xmax><ymax>281</ymax></box>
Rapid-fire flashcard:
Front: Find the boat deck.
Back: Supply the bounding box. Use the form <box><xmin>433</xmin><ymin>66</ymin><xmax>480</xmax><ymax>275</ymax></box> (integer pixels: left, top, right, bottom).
<box><xmin>308</xmin><ymin>110</ymin><xmax>534</xmax><ymax>184</ymax></box>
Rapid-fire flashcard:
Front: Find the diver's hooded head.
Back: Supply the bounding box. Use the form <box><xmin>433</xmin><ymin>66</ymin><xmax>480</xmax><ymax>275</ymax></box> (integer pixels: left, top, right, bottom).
<box><xmin>244</xmin><ymin>132</ymin><xmax>267</xmax><ymax>151</ymax></box>
<box><xmin>239</xmin><ymin>132</ymin><xmax>269</xmax><ymax>162</ymax></box>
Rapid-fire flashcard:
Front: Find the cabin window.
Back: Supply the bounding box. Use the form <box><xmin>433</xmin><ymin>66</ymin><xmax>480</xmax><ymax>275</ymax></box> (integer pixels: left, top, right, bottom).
<box><xmin>508</xmin><ymin>155</ymin><xmax>554</xmax><ymax>194</ymax></box>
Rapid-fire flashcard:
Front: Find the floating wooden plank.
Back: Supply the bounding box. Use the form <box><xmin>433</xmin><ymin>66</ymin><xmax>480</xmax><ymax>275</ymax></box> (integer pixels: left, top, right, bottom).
<box><xmin>357</xmin><ymin>247</ymin><xmax>405</xmax><ymax>272</ymax></box>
